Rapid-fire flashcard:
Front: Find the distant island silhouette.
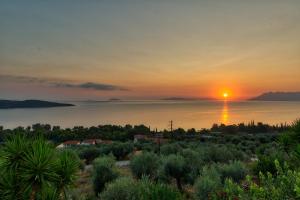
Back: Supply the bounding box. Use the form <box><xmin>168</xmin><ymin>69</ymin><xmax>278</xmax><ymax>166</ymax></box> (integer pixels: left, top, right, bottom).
<box><xmin>250</xmin><ymin>92</ymin><xmax>300</xmax><ymax>101</ymax></box>
<box><xmin>0</xmin><ymin>100</ymin><xmax>74</xmax><ymax>109</ymax></box>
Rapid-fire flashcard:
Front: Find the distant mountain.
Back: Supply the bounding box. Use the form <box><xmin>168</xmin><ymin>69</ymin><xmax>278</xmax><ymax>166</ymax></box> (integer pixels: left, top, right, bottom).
<box><xmin>0</xmin><ymin>100</ymin><xmax>74</xmax><ymax>109</ymax></box>
<box><xmin>250</xmin><ymin>92</ymin><xmax>300</xmax><ymax>101</ymax></box>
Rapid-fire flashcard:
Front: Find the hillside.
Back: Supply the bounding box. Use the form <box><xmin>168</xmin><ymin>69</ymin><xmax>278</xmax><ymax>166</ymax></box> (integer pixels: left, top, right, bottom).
<box><xmin>0</xmin><ymin>100</ymin><xmax>74</xmax><ymax>109</ymax></box>
<box><xmin>250</xmin><ymin>92</ymin><xmax>300</xmax><ymax>101</ymax></box>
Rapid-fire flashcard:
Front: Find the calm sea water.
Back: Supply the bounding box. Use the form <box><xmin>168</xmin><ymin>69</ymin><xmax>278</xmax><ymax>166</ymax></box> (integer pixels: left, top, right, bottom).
<box><xmin>0</xmin><ymin>100</ymin><xmax>300</xmax><ymax>130</ymax></box>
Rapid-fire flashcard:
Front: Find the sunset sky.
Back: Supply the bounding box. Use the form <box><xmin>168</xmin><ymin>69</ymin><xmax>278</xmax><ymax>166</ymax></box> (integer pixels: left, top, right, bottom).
<box><xmin>1</xmin><ymin>0</ymin><xmax>300</xmax><ymax>100</ymax></box>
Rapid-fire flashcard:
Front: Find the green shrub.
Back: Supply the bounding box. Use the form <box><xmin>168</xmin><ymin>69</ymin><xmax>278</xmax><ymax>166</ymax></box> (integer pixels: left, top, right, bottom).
<box><xmin>100</xmin><ymin>177</ymin><xmax>138</xmax><ymax>200</ymax></box>
<box><xmin>130</xmin><ymin>152</ymin><xmax>160</xmax><ymax>179</ymax></box>
<box><xmin>218</xmin><ymin>161</ymin><xmax>247</xmax><ymax>183</ymax></box>
<box><xmin>252</xmin><ymin>154</ymin><xmax>284</xmax><ymax>176</ymax></box>
<box><xmin>194</xmin><ymin>166</ymin><xmax>222</xmax><ymax>200</ymax></box>
<box><xmin>200</xmin><ymin>146</ymin><xmax>235</xmax><ymax>163</ymax></box>
<box><xmin>180</xmin><ymin>148</ymin><xmax>204</xmax><ymax>184</ymax></box>
<box><xmin>245</xmin><ymin>160</ymin><xmax>299</xmax><ymax>199</ymax></box>
<box><xmin>92</xmin><ymin>156</ymin><xmax>118</xmax><ymax>196</ymax></box>
<box><xmin>162</xmin><ymin>154</ymin><xmax>189</xmax><ymax>191</ymax></box>
<box><xmin>160</xmin><ymin>143</ymin><xmax>182</xmax><ymax>156</ymax></box>
<box><xmin>110</xmin><ymin>142</ymin><xmax>134</xmax><ymax>160</ymax></box>
<box><xmin>79</xmin><ymin>147</ymin><xmax>101</xmax><ymax>164</ymax></box>
<box><xmin>137</xmin><ymin>177</ymin><xmax>182</xmax><ymax>200</ymax></box>
<box><xmin>100</xmin><ymin>177</ymin><xmax>183</xmax><ymax>200</ymax></box>
<box><xmin>222</xmin><ymin>178</ymin><xmax>244</xmax><ymax>199</ymax></box>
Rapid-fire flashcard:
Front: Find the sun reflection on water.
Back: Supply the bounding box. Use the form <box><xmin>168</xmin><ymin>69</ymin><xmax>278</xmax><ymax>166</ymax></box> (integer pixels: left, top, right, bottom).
<box><xmin>221</xmin><ymin>101</ymin><xmax>229</xmax><ymax>124</ymax></box>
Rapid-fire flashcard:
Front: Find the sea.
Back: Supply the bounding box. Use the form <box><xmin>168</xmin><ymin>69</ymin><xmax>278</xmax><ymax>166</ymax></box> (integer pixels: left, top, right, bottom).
<box><xmin>0</xmin><ymin>100</ymin><xmax>300</xmax><ymax>130</ymax></box>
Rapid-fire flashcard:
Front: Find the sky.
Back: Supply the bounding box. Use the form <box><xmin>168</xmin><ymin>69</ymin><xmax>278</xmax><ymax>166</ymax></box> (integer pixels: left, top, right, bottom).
<box><xmin>1</xmin><ymin>0</ymin><xmax>300</xmax><ymax>100</ymax></box>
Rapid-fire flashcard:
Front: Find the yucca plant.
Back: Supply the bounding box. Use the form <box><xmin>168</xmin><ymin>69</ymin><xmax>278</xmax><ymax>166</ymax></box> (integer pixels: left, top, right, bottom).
<box><xmin>55</xmin><ymin>150</ymin><xmax>80</xmax><ymax>199</ymax></box>
<box><xmin>20</xmin><ymin>138</ymin><xmax>59</xmax><ymax>200</ymax></box>
<box><xmin>0</xmin><ymin>134</ymin><xmax>30</xmax><ymax>199</ymax></box>
<box><xmin>0</xmin><ymin>134</ymin><xmax>80</xmax><ymax>200</ymax></box>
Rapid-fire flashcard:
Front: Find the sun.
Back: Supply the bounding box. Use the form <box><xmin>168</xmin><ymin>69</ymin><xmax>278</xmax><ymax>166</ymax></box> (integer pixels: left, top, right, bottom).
<box><xmin>223</xmin><ymin>92</ymin><xmax>228</xmax><ymax>98</ymax></box>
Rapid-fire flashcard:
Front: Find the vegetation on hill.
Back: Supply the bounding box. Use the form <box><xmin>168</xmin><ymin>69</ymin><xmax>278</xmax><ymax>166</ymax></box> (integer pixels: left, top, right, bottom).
<box><xmin>0</xmin><ymin>119</ymin><xmax>299</xmax><ymax>199</ymax></box>
<box><xmin>0</xmin><ymin>100</ymin><xmax>74</xmax><ymax>109</ymax></box>
<box><xmin>250</xmin><ymin>92</ymin><xmax>300</xmax><ymax>101</ymax></box>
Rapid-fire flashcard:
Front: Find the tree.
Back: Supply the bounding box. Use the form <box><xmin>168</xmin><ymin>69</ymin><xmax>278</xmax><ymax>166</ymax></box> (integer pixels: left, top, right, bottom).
<box><xmin>78</xmin><ymin>147</ymin><xmax>101</xmax><ymax>164</ymax></box>
<box><xmin>130</xmin><ymin>152</ymin><xmax>160</xmax><ymax>179</ymax></box>
<box><xmin>162</xmin><ymin>155</ymin><xmax>189</xmax><ymax>191</ymax></box>
<box><xmin>92</xmin><ymin>156</ymin><xmax>118</xmax><ymax>196</ymax></box>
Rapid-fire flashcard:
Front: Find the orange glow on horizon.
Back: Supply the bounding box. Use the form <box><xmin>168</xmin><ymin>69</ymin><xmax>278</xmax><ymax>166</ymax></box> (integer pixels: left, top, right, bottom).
<box><xmin>209</xmin><ymin>84</ymin><xmax>243</xmax><ymax>100</ymax></box>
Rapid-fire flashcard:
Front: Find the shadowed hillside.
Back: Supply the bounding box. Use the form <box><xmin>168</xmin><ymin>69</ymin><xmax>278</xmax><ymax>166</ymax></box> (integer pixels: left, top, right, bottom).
<box><xmin>250</xmin><ymin>92</ymin><xmax>300</xmax><ymax>101</ymax></box>
<box><xmin>0</xmin><ymin>100</ymin><xmax>74</xmax><ymax>109</ymax></box>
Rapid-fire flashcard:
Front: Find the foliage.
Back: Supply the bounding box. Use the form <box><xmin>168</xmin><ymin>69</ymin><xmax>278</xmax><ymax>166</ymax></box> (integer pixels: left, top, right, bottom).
<box><xmin>130</xmin><ymin>152</ymin><xmax>160</xmax><ymax>179</ymax></box>
<box><xmin>100</xmin><ymin>177</ymin><xmax>138</xmax><ymax>200</ymax></box>
<box><xmin>194</xmin><ymin>166</ymin><xmax>222</xmax><ymax>200</ymax></box>
<box><xmin>100</xmin><ymin>177</ymin><xmax>182</xmax><ymax>200</ymax></box>
<box><xmin>0</xmin><ymin>135</ymin><xmax>80</xmax><ymax>200</ymax></box>
<box><xmin>180</xmin><ymin>148</ymin><xmax>204</xmax><ymax>184</ymax></box>
<box><xmin>218</xmin><ymin>161</ymin><xmax>247</xmax><ymax>183</ymax></box>
<box><xmin>109</xmin><ymin>142</ymin><xmax>134</xmax><ymax>160</ymax></box>
<box><xmin>92</xmin><ymin>155</ymin><xmax>118</xmax><ymax>196</ymax></box>
<box><xmin>222</xmin><ymin>178</ymin><xmax>244</xmax><ymax>200</ymax></box>
<box><xmin>162</xmin><ymin>154</ymin><xmax>189</xmax><ymax>191</ymax></box>
<box><xmin>137</xmin><ymin>177</ymin><xmax>182</xmax><ymax>200</ymax></box>
<box><xmin>197</xmin><ymin>146</ymin><xmax>242</xmax><ymax>164</ymax></box>
<box><xmin>160</xmin><ymin>143</ymin><xmax>182</xmax><ymax>156</ymax></box>
<box><xmin>78</xmin><ymin>147</ymin><xmax>102</xmax><ymax>164</ymax></box>
<box><xmin>247</xmin><ymin>160</ymin><xmax>298</xmax><ymax>200</ymax></box>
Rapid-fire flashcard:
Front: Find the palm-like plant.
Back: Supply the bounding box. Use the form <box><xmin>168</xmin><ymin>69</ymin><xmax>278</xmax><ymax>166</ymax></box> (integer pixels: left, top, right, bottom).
<box><xmin>0</xmin><ymin>134</ymin><xmax>80</xmax><ymax>200</ymax></box>
<box><xmin>54</xmin><ymin>150</ymin><xmax>80</xmax><ymax>199</ymax></box>
<box><xmin>0</xmin><ymin>134</ymin><xmax>30</xmax><ymax>199</ymax></box>
<box><xmin>20</xmin><ymin>138</ymin><xmax>59</xmax><ymax>200</ymax></box>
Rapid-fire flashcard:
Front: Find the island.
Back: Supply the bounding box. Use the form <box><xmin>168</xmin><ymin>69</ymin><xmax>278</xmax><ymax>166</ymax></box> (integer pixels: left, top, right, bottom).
<box><xmin>250</xmin><ymin>92</ymin><xmax>300</xmax><ymax>101</ymax></box>
<box><xmin>0</xmin><ymin>100</ymin><xmax>75</xmax><ymax>109</ymax></box>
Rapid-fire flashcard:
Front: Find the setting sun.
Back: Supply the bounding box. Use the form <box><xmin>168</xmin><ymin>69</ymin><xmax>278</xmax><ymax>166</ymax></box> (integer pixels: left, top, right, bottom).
<box><xmin>223</xmin><ymin>92</ymin><xmax>229</xmax><ymax>98</ymax></box>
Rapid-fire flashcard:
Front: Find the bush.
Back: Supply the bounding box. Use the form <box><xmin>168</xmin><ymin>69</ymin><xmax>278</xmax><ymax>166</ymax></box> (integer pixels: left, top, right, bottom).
<box><xmin>100</xmin><ymin>177</ymin><xmax>138</xmax><ymax>200</ymax></box>
<box><xmin>110</xmin><ymin>142</ymin><xmax>134</xmax><ymax>160</ymax></box>
<box><xmin>252</xmin><ymin>154</ymin><xmax>284</xmax><ymax>176</ymax></box>
<box><xmin>160</xmin><ymin>143</ymin><xmax>182</xmax><ymax>156</ymax></box>
<box><xmin>79</xmin><ymin>147</ymin><xmax>101</xmax><ymax>164</ymax></box>
<box><xmin>162</xmin><ymin>154</ymin><xmax>189</xmax><ymax>191</ymax></box>
<box><xmin>222</xmin><ymin>178</ymin><xmax>244</xmax><ymax>199</ymax></box>
<box><xmin>218</xmin><ymin>161</ymin><xmax>247</xmax><ymax>183</ymax></box>
<box><xmin>92</xmin><ymin>156</ymin><xmax>119</xmax><ymax>196</ymax></box>
<box><xmin>130</xmin><ymin>152</ymin><xmax>160</xmax><ymax>179</ymax></box>
<box><xmin>194</xmin><ymin>166</ymin><xmax>222</xmax><ymax>200</ymax></box>
<box><xmin>180</xmin><ymin>148</ymin><xmax>204</xmax><ymax>184</ymax></box>
<box><xmin>137</xmin><ymin>177</ymin><xmax>182</xmax><ymax>200</ymax></box>
<box><xmin>100</xmin><ymin>177</ymin><xmax>182</xmax><ymax>200</ymax></box>
<box><xmin>236</xmin><ymin>160</ymin><xmax>299</xmax><ymax>199</ymax></box>
<box><xmin>200</xmin><ymin>146</ymin><xmax>235</xmax><ymax>163</ymax></box>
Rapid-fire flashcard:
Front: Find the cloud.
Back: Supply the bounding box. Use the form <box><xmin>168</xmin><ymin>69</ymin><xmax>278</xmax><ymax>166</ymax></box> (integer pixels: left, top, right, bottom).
<box><xmin>55</xmin><ymin>82</ymin><xmax>129</xmax><ymax>91</ymax></box>
<box><xmin>0</xmin><ymin>74</ymin><xmax>129</xmax><ymax>91</ymax></box>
